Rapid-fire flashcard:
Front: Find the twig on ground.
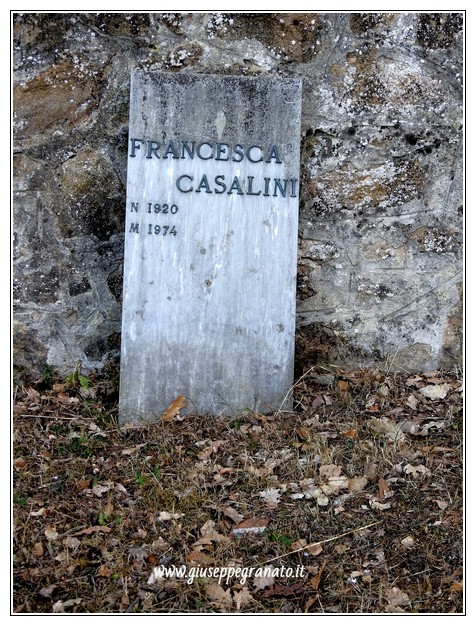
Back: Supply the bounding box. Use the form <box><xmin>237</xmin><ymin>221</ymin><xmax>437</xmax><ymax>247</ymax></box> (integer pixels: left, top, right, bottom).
<box><xmin>261</xmin><ymin>521</ymin><xmax>382</xmax><ymax>565</ymax></box>
<box><xmin>278</xmin><ymin>365</ymin><xmax>317</xmax><ymax>413</ymax></box>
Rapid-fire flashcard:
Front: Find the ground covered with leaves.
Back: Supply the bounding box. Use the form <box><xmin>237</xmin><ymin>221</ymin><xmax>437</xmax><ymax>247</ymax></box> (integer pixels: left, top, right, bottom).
<box><xmin>13</xmin><ymin>363</ymin><xmax>463</xmax><ymax>614</ymax></box>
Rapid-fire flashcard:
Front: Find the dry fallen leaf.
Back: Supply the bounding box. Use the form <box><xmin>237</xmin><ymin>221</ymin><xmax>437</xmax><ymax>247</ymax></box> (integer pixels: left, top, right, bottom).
<box><xmin>442</xmin><ymin>568</ymin><xmax>463</xmax><ymax>585</ymax></box>
<box><xmin>213</xmin><ymin>473</ymin><xmax>232</xmax><ymax>485</ymax></box>
<box><xmin>419</xmin><ymin>383</ymin><xmax>451</xmax><ymax>400</ymax></box>
<box><xmin>52</xmin><ymin>598</ymin><xmax>82</xmax><ymax>613</ymax></box>
<box><xmin>233</xmin><ymin>587</ymin><xmax>254</xmax><ymax>610</ymax></box>
<box><xmin>405</xmin><ymin>394</ymin><xmax>419</xmax><ymax>410</ymax></box>
<box><xmin>321</xmin><ymin>476</ymin><xmax>348</xmax><ymax>496</ymax></box>
<box><xmin>162</xmin><ymin>395</ymin><xmax>186</xmax><ymax>421</ymax></box>
<box><xmin>307</xmin><ymin>543</ymin><xmax>323</xmax><ymax>556</ymax></box>
<box><xmin>205</xmin><ymin>583</ymin><xmax>233</xmax><ymax>607</ymax></box>
<box><xmin>54</xmin><ymin>551</ymin><xmax>68</xmax><ymax>563</ymax></box>
<box><xmin>232</xmin><ymin>516</ymin><xmax>269</xmax><ymax>535</ymax></box>
<box><xmin>158</xmin><ymin>511</ymin><xmax>184</xmax><ymax>521</ymax></box>
<box><xmin>378</xmin><ymin>477</ymin><xmax>392</xmax><ymax>499</ymax></box>
<box><xmin>151</xmin><ymin>538</ymin><xmax>169</xmax><ymax>553</ymax></box>
<box><xmin>253</xmin><ymin>574</ymin><xmax>275</xmax><ymax>590</ymax></box>
<box><xmin>335</xmin><ymin>544</ymin><xmax>349</xmax><ymax>554</ymax></box>
<box><xmin>258</xmin><ymin>488</ymin><xmax>281</xmax><ymax>506</ymax></box>
<box><xmin>146</xmin><ymin>555</ymin><xmax>158</xmax><ymax>567</ymax></box>
<box><xmin>44</xmin><ymin>525</ymin><xmax>59</xmax><ymax>541</ymax></box>
<box><xmin>319</xmin><ymin>464</ymin><xmax>342</xmax><ymax>480</ymax></box>
<box><xmin>424</xmin><ymin>374</ymin><xmax>450</xmax><ymax>383</ymax></box>
<box><xmin>197</xmin><ymin>440</ymin><xmax>225</xmax><ymax>460</ymax></box>
<box><xmin>13</xmin><ymin>457</ymin><xmax>27</xmax><ymax>471</ymax></box>
<box><xmin>88</xmin><ymin>422</ymin><xmax>105</xmax><ymax>436</ymax></box>
<box><xmin>97</xmin><ymin>565</ymin><xmax>112</xmax><ymax>577</ymax></box>
<box><xmin>39</xmin><ymin>584</ymin><xmax>56</xmax><ymax>598</ymax></box>
<box><xmin>347</xmin><ymin>476</ymin><xmax>368</xmax><ymax>493</ymax></box>
<box><xmin>288</xmin><ymin>538</ymin><xmax>306</xmax><ymax>551</ymax></box>
<box><xmin>420</xmin><ymin>445</ymin><xmax>456</xmax><ymax>453</ymax></box>
<box><xmin>310</xmin><ymin>560</ymin><xmax>327</xmax><ymax>590</ymax></box>
<box><xmin>405</xmin><ymin>375</ymin><xmax>423</xmax><ymax>386</ymax></box>
<box><xmin>404</xmin><ymin>463</ymin><xmax>431</xmax><ymax>478</ymax></box>
<box><xmin>91</xmin><ymin>484</ymin><xmax>110</xmax><ymax>497</ymax></box>
<box><xmin>304</xmin><ymin>596</ymin><xmax>318</xmax><ymax>611</ymax></box>
<box><xmin>364</xmin><ymin>462</ymin><xmax>379</xmax><ymax>481</ymax></box>
<box><xmin>368</xmin><ymin>417</ymin><xmax>405</xmax><ymax>443</ymax></box>
<box><xmin>386</xmin><ymin>585</ymin><xmax>411</xmax><ymax>607</ymax></box>
<box><xmin>32</xmin><ymin>542</ymin><xmax>44</xmax><ymax>557</ymax></box>
<box><xmin>57</xmin><ymin>392</ymin><xmax>79</xmax><ymax>404</ymax></box>
<box><xmin>74</xmin><ymin>526</ymin><xmax>112</xmax><ymax>536</ymax></box>
<box><xmin>122</xmin><ymin>443</ymin><xmax>147</xmax><ymax>456</ymax></box>
<box><xmin>63</xmin><ymin>537</ymin><xmax>81</xmax><ymax>549</ymax></box>
<box><xmin>186</xmin><ymin>551</ymin><xmax>214</xmax><ymax>566</ymax></box>
<box><xmin>449</xmin><ymin>581</ymin><xmax>463</xmax><ymax>594</ymax></box>
<box><xmin>365</xmin><ymin>401</ymin><xmax>381</xmax><ymax>412</ymax></box>
<box><xmin>193</xmin><ymin>532</ymin><xmax>230</xmax><ymax>546</ymax></box>
<box><xmin>221</xmin><ymin>505</ymin><xmax>244</xmax><ymax>525</ymax></box>
<box><xmin>200</xmin><ymin>519</ymin><xmax>216</xmax><ymax>535</ymax></box>
<box><xmin>419</xmin><ymin>421</ymin><xmax>448</xmax><ymax>435</ymax></box>
<box><xmin>296</xmin><ymin>426</ymin><xmax>312</xmax><ymax>442</ymax></box>
<box><xmin>369</xmin><ymin>496</ymin><xmax>392</xmax><ymax>511</ymax></box>
<box><xmin>401</xmin><ymin>535</ymin><xmax>415</xmax><ymax>547</ymax></box>
<box><xmin>103</xmin><ymin>501</ymin><xmax>114</xmax><ymax>517</ymax></box>
<box><xmin>338</xmin><ymin>379</ymin><xmax>349</xmax><ymax>391</ymax></box>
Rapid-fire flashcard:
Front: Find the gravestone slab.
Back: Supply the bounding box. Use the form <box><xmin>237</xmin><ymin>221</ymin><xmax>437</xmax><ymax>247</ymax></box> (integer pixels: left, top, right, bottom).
<box><xmin>119</xmin><ymin>71</ymin><xmax>302</xmax><ymax>421</ymax></box>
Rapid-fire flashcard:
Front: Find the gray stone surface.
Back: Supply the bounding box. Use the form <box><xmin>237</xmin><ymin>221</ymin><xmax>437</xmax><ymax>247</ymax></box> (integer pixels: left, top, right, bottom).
<box><xmin>12</xmin><ymin>13</ymin><xmax>463</xmax><ymax>383</ymax></box>
<box><xmin>118</xmin><ymin>72</ymin><xmax>302</xmax><ymax>420</ymax></box>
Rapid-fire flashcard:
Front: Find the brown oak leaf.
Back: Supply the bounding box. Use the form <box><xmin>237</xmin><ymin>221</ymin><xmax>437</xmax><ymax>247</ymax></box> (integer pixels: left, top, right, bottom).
<box><xmin>162</xmin><ymin>396</ymin><xmax>186</xmax><ymax>421</ymax></box>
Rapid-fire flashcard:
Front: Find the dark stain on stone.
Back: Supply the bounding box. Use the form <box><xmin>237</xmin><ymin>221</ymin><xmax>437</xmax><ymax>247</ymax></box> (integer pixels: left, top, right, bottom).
<box><xmin>81</xmin><ymin>13</ymin><xmax>151</xmax><ymax>37</ymax></box>
<box><xmin>349</xmin><ymin>13</ymin><xmax>384</xmax><ymax>34</ymax></box>
<box><xmin>84</xmin><ymin>332</ymin><xmax>121</xmax><ymax>360</ymax></box>
<box><xmin>208</xmin><ymin>13</ymin><xmax>322</xmax><ymax>64</ymax></box>
<box><xmin>69</xmin><ymin>277</ymin><xmax>92</xmax><ymax>297</ymax></box>
<box><xmin>13</xmin><ymin>322</ymin><xmax>48</xmax><ymax>383</ymax></box>
<box><xmin>13</xmin><ymin>268</ymin><xmax>60</xmax><ymax>305</ymax></box>
<box><xmin>417</xmin><ymin>13</ymin><xmax>463</xmax><ymax>49</ymax></box>
<box><xmin>107</xmin><ymin>269</ymin><xmax>124</xmax><ymax>301</ymax></box>
<box><xmin>297</xmin><ymin>264</ymin><xmax>316</xmax><ymax>301</ymax></box>
<box><xmin>55</xmin><ymin>149</ymin><xmax>124</xmax><ymax>241</ymax></box>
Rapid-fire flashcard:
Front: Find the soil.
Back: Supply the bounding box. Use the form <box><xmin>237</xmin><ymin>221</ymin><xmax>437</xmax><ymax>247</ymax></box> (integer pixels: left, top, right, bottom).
<box><xmin>12</xmin><ymin>361</ymin><xmax>463</xmax><ymax>614</ymax></box>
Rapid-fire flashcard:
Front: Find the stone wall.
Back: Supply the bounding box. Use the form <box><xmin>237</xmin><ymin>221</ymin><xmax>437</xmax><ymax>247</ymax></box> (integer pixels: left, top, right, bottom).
<box><xmin>13</xmin><ymin>12</ymin><xmax>463</xmax><ymax>381</ymax></box>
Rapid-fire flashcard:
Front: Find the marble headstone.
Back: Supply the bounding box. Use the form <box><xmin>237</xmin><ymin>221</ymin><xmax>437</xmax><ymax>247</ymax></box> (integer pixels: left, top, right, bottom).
<box><xmin>119</xmin><ymin>71</ymin><xmax>302</xmax><ymax>421</ymax></box>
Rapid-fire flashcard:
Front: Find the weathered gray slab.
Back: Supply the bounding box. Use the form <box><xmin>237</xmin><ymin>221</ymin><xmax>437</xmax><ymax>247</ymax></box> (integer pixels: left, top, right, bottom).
<box><xmin>118</xmin><ymin>71</ymin><xmax>302</xmax><ymax>421</ymax></box>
